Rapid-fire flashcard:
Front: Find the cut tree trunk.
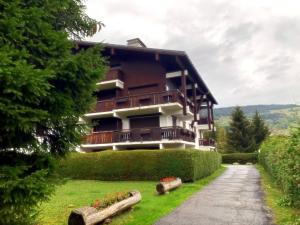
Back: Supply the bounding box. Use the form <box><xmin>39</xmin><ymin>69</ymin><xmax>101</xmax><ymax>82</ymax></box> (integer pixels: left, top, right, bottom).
<box><xmin>156</xmin><ymin>178</ymin><xmax>182</xmax><ymax>194</ymax></box>
<box><xmin>68</xmin><ymin>191</ymin><xmax>142</xmax><ymax>225</ymax></box>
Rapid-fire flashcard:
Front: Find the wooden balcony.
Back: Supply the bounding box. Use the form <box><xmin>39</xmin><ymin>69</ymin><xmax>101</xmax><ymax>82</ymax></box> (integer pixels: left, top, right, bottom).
<box><xmin>96</xmin><ymin>69</ymin><xmax>124</xmax><ymax>91</ymax></box>
<box><xmin>83</xmin><ymin>127</ymin><xmax>195</xmax><ymax>144</ymax></box>
<box><xmin>199</xmin><ymin>138</ymin><xmax>215</xmax><ymax>146</ymax></box>
<box><xmin>93</xmin><ymin>90</ymin><xmax>194</xmax><ymax>113</ymax></box>
<box><xmin>103</xmin><ymin>68</ymin><xmax>123</xmax><ymax>81</ymax></box>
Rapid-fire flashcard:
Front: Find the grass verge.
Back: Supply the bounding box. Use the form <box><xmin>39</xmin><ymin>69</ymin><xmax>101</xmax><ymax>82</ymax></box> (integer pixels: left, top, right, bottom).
<box><xmin>257</xmin><ymin>165</ymin><xmax>300</xmax><ymax>225</ymax></box>
<box><xmin>38</xmin><ymin>166</ymin><xmax>226</xmax><ymax>225</ymax></box>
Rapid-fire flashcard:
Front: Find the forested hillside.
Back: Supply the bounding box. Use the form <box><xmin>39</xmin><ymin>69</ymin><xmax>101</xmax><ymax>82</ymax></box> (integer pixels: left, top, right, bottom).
<box><xmin>215</xmin><ymin>104</ymin><xmax>300</xmax><ymax>134</ymax></box>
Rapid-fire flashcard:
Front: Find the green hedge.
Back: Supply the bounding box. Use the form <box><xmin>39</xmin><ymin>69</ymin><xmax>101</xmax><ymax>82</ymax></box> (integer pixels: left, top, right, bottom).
<box><xmin>259</xmin><ymin>132</ymin><xmax>300</xmax><ymax>208</ymax></box>
<box><xmin>58</xmin><ymin>150</ymin><xmax>221</xmax><ymax>182</ymax></box>
<box><xmin>222</xmin><ymin>152</ymin><xmax>258</xmax><ymax>164</ymax></box>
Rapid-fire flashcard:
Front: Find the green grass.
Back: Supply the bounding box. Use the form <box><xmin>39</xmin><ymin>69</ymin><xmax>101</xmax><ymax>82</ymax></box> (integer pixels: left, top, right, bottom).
<box><xmin>257</xmin><ymin>165</ymin><xmax>300</xmax><ymax>225</ymax></box>
<box><xmin>38</xmin><ymin>166</ymin><xmax>226</xmax><ymax>225</ymax></box>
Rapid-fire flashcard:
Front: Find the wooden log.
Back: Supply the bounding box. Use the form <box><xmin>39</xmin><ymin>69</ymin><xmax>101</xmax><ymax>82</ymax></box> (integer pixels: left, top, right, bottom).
<box><xmin>156</xmin><ymin>178</ymin><xmax>182</xmax><ymax>194</ymax></box>
<box><xmin>68</xmin><ymin>191</ymin><xmax>141</xmax><ymax>225</ymax></box>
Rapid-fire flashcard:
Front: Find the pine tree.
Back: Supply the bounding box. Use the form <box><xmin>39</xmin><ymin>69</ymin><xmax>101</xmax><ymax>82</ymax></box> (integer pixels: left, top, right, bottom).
<box><xmin>227</xmin><ymin>107</ymin><xmax>255</xmax><ymax>152</ymax></box>
<box><xmin>251</xmin><ymin>111</ymin><xmax>270</xmax><ymax>150</ymax></box>
<box><xmin>0</xmin><ymin>1</ymin><xmax>106</xmax><ymax>224</ymax></box>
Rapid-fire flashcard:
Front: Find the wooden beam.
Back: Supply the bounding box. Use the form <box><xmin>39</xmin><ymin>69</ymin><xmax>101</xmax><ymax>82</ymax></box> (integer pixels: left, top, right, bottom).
<box><xmin>197</xmin><ymin>96</ymin><xmax>203</xmax><ymax>113</ymax></box>
<box><xmin>211</xmin><ymin>103</ymin><xmax>215</xmax><ymax>131</ymax></box>
<box><xmin>207</xmin><ymin>101</ymin><xmax>211</xmax><ymax>130</ymax></box>
<box><xmin>176</xmin><ymin>56</ymin><xmax>187</xmax><ymax>116</ymax></box>
<box><xmin>192</xmin><ymin>83</ymin><xmax>197</xmax><ymax>121</ymax></box>
<box><xmin>181</xmin><ymin>69</ymin><xmax>187</xmax><ymax>115</ymax></box>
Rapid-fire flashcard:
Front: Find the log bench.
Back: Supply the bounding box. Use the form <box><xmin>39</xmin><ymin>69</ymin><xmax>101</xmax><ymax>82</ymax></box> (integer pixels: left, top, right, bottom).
<box><xmin>156</xmin><ymin>178</ymin><xmax>182</xmax><ymax>194</ymax></box>
<box><xmin>68</xmin><ymin>191</ymin><xmax>141</xmax><ymax>225</ymax></box>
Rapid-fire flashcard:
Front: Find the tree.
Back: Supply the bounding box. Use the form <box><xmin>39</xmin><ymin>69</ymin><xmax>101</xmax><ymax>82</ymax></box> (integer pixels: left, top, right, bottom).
<box><xmin>215</xmin><ymin>125</ymin><xmax>230</xmax><ymax>153</ymax></box>
<box><xmin>227</xmin><ymin>107</ymin><xmax>255</xmax><ymax>152</ymax></box>
<box><xmin>251</xmin><ymin>111</ymin><xmax>270</xmax><ymax>150</ymax></box>
<box><xmin>0</xmin><ymin>1</ymin><xmax>106</xmax><ymax>224</ymax></box>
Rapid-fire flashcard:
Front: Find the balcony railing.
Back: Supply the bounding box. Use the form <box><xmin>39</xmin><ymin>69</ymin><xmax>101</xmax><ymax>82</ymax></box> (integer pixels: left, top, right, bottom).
<box><xmin>93</xmin><ymin>90</ymin><xmax>194</xmax><ymax>113</ymax></box>
<box><xmin>83</xmin><ymin>127</ymin><xmax>195</xmax><ymax>144</ymax></box>
<box><xmin>199</xmin><ymin>138</ymin><xmax>215</xmax><ymax>146</ymax></box>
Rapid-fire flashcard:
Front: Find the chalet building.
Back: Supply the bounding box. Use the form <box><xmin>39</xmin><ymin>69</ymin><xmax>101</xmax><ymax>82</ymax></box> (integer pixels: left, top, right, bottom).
<box><xmin>77</xmin><ymin>38</ymin><xmax>217</xmax><ymax>151</ymax></box>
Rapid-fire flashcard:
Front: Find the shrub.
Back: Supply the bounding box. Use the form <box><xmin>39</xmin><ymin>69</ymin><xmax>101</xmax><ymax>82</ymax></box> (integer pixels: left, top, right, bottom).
<box><xmin>58</xmin><ymin>150</ymin><xmax>221</xmax><ymax>182</ymax></box>
<box><xmin>222</xmin><ymin>152</ymin><xmax>258</xmax><ymax>164</ymax></box>
<box><xmin>259</xmin><ymin>129</ymin><xmax>300</xmax><ymax>208</ymax></box>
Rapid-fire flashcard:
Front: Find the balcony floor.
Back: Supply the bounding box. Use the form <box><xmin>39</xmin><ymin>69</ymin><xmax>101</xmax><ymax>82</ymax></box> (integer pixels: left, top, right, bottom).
<box><xmin>81</xmin><ymin>139</ymin><xmax>195</xmax><ymax>151</ymax></box>
<box><xmin>84</xmin><ymin>102</ymin><xmax>190</xmax><ymax>119</ymax></box>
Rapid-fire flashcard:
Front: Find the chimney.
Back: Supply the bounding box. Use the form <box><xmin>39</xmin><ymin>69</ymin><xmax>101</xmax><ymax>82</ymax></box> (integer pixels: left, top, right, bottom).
<box><xmin>127</xmin><ymin>38</ymin><xmax>147</xmax><ymax>48</ymax></box>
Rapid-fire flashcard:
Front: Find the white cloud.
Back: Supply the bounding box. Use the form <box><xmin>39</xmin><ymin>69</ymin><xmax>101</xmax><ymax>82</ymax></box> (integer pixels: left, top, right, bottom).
<box><xmin>84</xmin><ymin>0</ymin><xmax>300</xmax><ymax>107</ymax></box>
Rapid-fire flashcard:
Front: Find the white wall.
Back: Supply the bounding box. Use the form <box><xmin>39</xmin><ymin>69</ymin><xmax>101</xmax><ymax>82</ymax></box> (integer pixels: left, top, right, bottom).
<box><xmin>159</xmin><ymin>115</ymin><xmax>173</xmax><ymax>127</ymax></box>
<box><xmin>122</xmin><ymin>118</ymin><xmax>129</xmax><ymax>129</ymax></box>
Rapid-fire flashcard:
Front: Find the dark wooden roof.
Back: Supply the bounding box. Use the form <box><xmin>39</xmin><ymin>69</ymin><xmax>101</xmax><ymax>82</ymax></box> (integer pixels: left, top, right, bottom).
<box><xmin>75</xmin><ymin>40</ymin><xmax>217</xmax><ymax>104</ymax></box>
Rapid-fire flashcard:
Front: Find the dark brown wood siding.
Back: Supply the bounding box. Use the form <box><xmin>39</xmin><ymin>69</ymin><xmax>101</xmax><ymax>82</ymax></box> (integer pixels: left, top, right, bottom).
<box><xmin>120</xmin><ymin>59</ymin><xmax>166</xmax><ymax>97</ymax></box>
<box><xmin>96</xmin><ymin>89</ymin><xmax>116</xmax><ymax>101</ymax></box>
<box><xmin>93</xmin><ymin>118</ymin><xmax>122</xmax><ymax>132</ymax></box>
<box><xmin>129</xmin><ymin>115</ymin><xmax>159</xmax><ymax>129</ymax></box>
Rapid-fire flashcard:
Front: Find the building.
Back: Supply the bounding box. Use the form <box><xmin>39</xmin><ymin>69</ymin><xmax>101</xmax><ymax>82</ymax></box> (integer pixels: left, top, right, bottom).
<box><xmin>77</xmin><ymin>38</ymin><xmax>217</xmax><ymax>151</ymax></box>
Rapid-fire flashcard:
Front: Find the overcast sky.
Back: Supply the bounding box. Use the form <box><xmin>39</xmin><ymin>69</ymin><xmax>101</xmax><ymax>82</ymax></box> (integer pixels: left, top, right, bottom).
<box><xmin>85</xmin><ymin>0</ymin><xmax>300</xmax><ymax>107</ymax></box>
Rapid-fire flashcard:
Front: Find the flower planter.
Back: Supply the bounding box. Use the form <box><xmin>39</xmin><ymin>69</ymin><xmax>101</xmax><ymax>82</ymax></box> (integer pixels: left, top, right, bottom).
<box><xmin>156</xmin><ymin>177</ymin><xmax>182</xmax><ymax>194</ymax></box>
<box><xmin>68</xmin><ymin>191</ymin><xmax>141</xmax><ymax>225</ymax></box>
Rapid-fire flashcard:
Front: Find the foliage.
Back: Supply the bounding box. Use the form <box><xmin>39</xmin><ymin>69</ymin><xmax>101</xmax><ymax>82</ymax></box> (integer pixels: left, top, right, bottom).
<box><xmin>0</xmin><ymin>0</ymin><xmax>106</xmax><ymax>224</ymax></box>
<box><xmin>0</xmin><ymin>152</ymin><xmax>58</xmax><ymax>225</ymax></box>
<box><xmin>215</xmin><ymin>104</ymin><xmax>300</xmax><ymax>134</ymax></box>
<box><xmin>160</xmin><ymin>177</ymin><xmax>177</xmax><ymax>182</ymax></box>
<box><xmin>257</xmin><ymin>165</ymin><xmax>300</xmax><ymax>225</ymax></box>
<box><xmin>251</xmin><ymin>111</ymin><xmax>270</xmax><ymax>150</ymax></box>
<box><xmin>227</xmin><ymin>107</ymin><xmax>256</xmax><ymax>152</ymax></box>
<box><xmin>222</xmin><ymin>152</ymin><xmax>258</xmax><ymax>164</ymax></box>
<box><xmin>259</xmin><ymin>127</ymin><xmax>300</xmax><ymax>208</ymax></box>
<box><xmin>214</xmin><ymin>125</ymin><xmax>229</xmax><ymax>153</ymax></box>
<box><xmin>58</xmin><ymin>150</ymin><xmax>221</xmax><ymax>182</ymax></box>
<box><xmin>91</xmin><ymin>192</ymin><xmax>131</xmax><ymax>210</ymax></box>
<box><xmin>38</xmin><ymin>168</ymin><xmax>226</xmax><ymax>225</ymax></box>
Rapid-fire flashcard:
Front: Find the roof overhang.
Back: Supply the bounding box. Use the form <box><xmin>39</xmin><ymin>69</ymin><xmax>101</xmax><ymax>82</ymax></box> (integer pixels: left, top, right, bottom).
<box><xmin>75</xmin><ymin>40</ymin><xmax>218</xmax><ymax>104</ymax></box>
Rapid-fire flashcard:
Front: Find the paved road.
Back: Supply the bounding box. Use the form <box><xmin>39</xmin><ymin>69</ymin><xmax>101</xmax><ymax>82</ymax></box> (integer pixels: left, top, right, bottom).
<box><xmin>155</xmin><ymin>165</ymin><xmax>272</xmax><ymax>225</ymax></box>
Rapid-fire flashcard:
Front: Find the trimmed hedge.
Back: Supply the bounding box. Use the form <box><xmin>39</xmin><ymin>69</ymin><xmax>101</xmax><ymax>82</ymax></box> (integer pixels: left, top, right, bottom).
<box><xmin>58</xmin><ymin>150</ymin><xmax>221</xmax><ymax>182</ymax></box>
<box><xmin>222</xmin><ymin>152</ymin><xmax>258</xmax><ymax>164</ymax></box>
<box><xmin>259</xmin><ymin>133</ymin><xmax>300</xmax><ymax>208</ymax></box>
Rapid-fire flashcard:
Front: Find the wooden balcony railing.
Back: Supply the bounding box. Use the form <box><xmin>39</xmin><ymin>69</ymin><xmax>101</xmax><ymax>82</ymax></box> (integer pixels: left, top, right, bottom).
<box><xmin>93</xmin><ymin>90</ymin><xmax>194</xmax><ymax>113</ymax></box>
<box><xmin>83</xmin><ymin>127</ymin><xmax>195</xmax><ymax>144</ymax></box>
<box><xmin>199</xmin><ymin>138</ymin><xmax>215</xmax><ymax>146</ymax></box>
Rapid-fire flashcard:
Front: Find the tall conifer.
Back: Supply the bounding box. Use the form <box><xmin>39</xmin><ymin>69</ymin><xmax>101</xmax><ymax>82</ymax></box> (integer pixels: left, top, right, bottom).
<box><xmin>227</xmin><ymin>107</ymin><xmax>255</xmax><ymax>152</ymax></box>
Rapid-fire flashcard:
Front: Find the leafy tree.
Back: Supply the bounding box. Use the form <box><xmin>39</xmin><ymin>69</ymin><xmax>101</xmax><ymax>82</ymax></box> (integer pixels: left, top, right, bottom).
<box><xmin>215</xmin><ymin>125</ymin><xmax>229</xmax><ymax>153</ymax></box>
<box><xmin>251</xmin><ymin>111</ymin><xmax>270</xmax><ymax>150</ymax></box>
<box><xmin>0</xmin><ymin>0</ymin><xmax>106</xmax><ymax>224</ymax></box>
<box><xmin>227</xmin><ymin>107</ymin><xmax>255</xmax><ymax>152</ymax></box>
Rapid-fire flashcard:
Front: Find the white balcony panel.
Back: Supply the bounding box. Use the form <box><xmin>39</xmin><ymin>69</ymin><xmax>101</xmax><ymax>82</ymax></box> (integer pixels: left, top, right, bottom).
<box><xmin>96</xmin><ymin>79</ymin><xmax>124</xmax><ymax>90</ymax></box>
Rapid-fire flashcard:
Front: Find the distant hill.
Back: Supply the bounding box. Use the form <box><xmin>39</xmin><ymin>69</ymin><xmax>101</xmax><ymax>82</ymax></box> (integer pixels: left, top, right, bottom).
<box><xmin>214</xmin><ymin>104</ymin><xmax>300</xmax><ymax>134</ymax></box>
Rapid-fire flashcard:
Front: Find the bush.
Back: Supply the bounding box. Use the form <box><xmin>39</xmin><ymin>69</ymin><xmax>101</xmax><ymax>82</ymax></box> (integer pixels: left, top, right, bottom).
<box><xmin>58</xmin><ymin>150</ymin><xmax>221</xmax><ymax>182</ymax></box>
<box><xmin>259</xmin><ymin>129</ymin><xmax>300</xmax><ymax>208</ymax></box>
<box><xmin>222</xmin><ymin>152</ymin><xmax>258</xmax><ymax>164</ymax></box>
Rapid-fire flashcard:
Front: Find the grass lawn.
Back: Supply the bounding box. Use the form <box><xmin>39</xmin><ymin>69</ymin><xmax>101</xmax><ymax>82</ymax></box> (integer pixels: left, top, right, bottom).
<box><xmin>257</xmin><ymin>165</ymin><xmax>300</xmax><ymax>225</ymax></box>
<box><xmin>38</xmin><ymin>166</ymin><xmax>226</xmax><ymax>225</ymax></box>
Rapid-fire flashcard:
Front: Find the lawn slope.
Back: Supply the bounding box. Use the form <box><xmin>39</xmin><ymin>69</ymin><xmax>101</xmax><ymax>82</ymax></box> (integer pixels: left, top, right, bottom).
<box><xmin>38</xmin><ymin>167</ymin><xmax>226</xmax><ymax>225</ymax></box>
